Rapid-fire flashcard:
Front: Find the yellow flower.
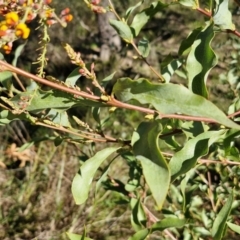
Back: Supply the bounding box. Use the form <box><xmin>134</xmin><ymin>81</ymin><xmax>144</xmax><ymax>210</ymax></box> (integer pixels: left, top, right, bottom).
<box><xmin>0</xmin><ymin>24</ymin><xmax>8</xmax><ymax>31</ymax></box>
<box><xmin>5</xmin><ymin>12</ymin><xmax>19</xmax><ymax>26</ymax></box>
<box><xmin>2</xmin><ymin>44</ymin><xmax>12</xmax><ymax>54</ymax></box>
<box><xmin>0</xmin><ymin>24</ymin><xmax>8</xmax><ymax>37</ymax></box>
<box><xmin>15</xmin><ymin>23</ymin><xmax>30</xmax><ymax>39</ymax></box>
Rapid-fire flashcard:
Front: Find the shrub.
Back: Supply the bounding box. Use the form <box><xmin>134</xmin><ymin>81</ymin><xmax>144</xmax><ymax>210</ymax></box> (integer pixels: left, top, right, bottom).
<box><xmin>1</xmin><ymin>0</ymin><xmax>240</xmax><ymax>239</ymax></box>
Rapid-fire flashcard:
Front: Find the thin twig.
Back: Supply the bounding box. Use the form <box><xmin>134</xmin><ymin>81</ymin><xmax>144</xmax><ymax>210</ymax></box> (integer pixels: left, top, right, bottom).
<box><xmin>207</xmin><ymin>171</ymin><xmax>216</xmax><ymax>212</ymax></box>
<box><xmin>13</xmin><ymin>72</ymin><xmax>26</xmax><ymax>91</ymax></box>
<box><xmin>131</xmin><ymin>41</ymin><xmax>165</xmax><ymax>82</ymax></box>
<box><xmin>108</xmin><ymin>0</ymin><xmax>165</xmax><ymax>82</ymax></box>
<box><xmin>162</xmin><ymin>151</ymin><xmax>240</xmax><ymax>166</ymax></box>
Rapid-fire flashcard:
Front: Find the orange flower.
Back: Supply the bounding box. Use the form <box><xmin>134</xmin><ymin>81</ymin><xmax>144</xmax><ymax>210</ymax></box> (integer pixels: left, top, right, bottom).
<box><xmin>2</xmin><ymin>44</ymin><xmax>12</xmax><ymax>54</ymax></box>
<box><xmin>64</xmin><ymin>14</ymin><xmax>73</xmax><ymax>22</ymax></box>
<box><xmin>15</xmin><ymin>23</ymin><xmax>30</xmax><ymax>39</ymax></box>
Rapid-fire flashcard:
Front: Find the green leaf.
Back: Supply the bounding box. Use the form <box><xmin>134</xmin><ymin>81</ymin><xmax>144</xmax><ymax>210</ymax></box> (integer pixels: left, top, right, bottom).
<box><xmin>101</xmin><ymin>71</ymin><xmax>116</xmax><ymax>89</ymax></box>
<box><xmin>92</xmin><ymin>107</ymin><xmax>101</xmax><ymax>124</ymax></box>
<box><xmin>130</xmin><ymin>198</ymin><xmax>147</xmax><ymax>231</ymax></box>
<box><xmin>65</xmin><ymin>67</ymin><xmax>81</xmax><ymax>87</ymax></box>
<box><xmin>0</xmin><ymin>52</ymin><xmax>4</xmax><ymax>60</ymax></box>
<box><xmin>213</xmin><ymin>0</ymin><xmax>235</xmax><ymax>30</ymax></box>
<box><xmin>12</xmin><ymin>42</ymin><xmax>27</xmax><ymax>67</ymax></box>
<box><xmin>181</xmin><ymin>121</ymin><xmax>208</xmax><ymax>139</ymax></box>
<box><xmin>180</xmin><ymin>169</ymin><xmax>197</xmax><ymax>212</ymax></box>
<box><xmin>46</xmin><ymin>109</ymin><xmax>72</xmax><ymax>128</ymax></box>
<box><xmin>125</xmin><ymin>0</ymin><xmax>145</xmax><ymax>21</ymax></box>
<box><xmin>128</xmin><ymin>229</ymin><xmax>149</xmax><ymax>240</ymax></box>
<box><xmin>102</xmin><ymin>71</ymin><xmax>116</xmax><ymax>83</ymax></box>
<box><xmin>179</xmin><ymin>0</ymin><xmax>198</xmax><ymax>7</ymax></box>
<box><xmin>72</xmin><ymin>147</ymin><xmax>120</xmax><ymax>204</ymax></box>
<box><xmin>186</xmin><ymin>22</ymin><xmax>217</xmax><ymax>98</ymax></box>
<box><xmin>0</xmin><ymin>70</ymin><xmax>12</xmax><ymax>90</ymax></box>
<box><xmin>151</xmin><ymin>218</ymin><xmax>186</xmax><ymax>231</ymax></box>
<box><xmin>95</xmin><ymin>158</ymin><xmax>115</xmax><ymax>197</ymax></box>
<box><xmin>130</xmin><ymin>1</ymin><xmax>166</xmax><ymax>37</ymax></box>
<box><xmin>227</xmin><ymin>222</ymin><xmax>240</xmax><ymax>234</ymax></box>
<box><xmin>113</xmin><ymin>78</ymin><xmax>240</xmax><ymax>130</ymax></box>
<box><xmin>0</xmin><ymin>110</ymin><xmax>12</xmax><ymax>125</ymax></box>
<box><xmin>109</xmin><ymin>20</ymin><xmax>133</xmax><ymax>43</ymax></box>
<box><xmin>138</xmin><ymin>38</ymin><xmax>150</xmax><ymax>58</ymax></box>
<box><xmin>132</xmin><ymin>120</ymin><xmax>170</xmax><ymax>209</ymax></box>
<box><xmin>66</xmin><ymin>232</ymin><xmax>93</xmax><ymax>240</ymax></box>
<box><xmin>169</xmin><ymin>130</ymin><xmax>226</xmax><ymax>181</ymax></box>
<box><xmin>212</xmin><ymin>190</ymin><xmax>234</xmax><ymax>240</ymax></box>
<box><xmin>178</xmin><ymin>27</ymin><xmax>202</xmax><ymax>56</ymax></box>
<box><xmin>161</xmin><ymin>55</ymin><xmax>182</xmax><ymax>83</ymax></box>
<box><xmin>8</xmin><ymin>89</ymin><xmax>105</xmax><ymax>112</ymax></box>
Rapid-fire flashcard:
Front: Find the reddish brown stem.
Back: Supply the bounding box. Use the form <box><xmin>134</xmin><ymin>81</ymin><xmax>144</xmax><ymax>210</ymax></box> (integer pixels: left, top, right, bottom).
<box><xmin>0</xmin><ymin>60</ymin><xmax>234</xmax><ymax>125</ymax></box>
<box><xmin>196</xmin><ymin>7</ymin><xmax>240</xmax><ymax>38</ymax></box>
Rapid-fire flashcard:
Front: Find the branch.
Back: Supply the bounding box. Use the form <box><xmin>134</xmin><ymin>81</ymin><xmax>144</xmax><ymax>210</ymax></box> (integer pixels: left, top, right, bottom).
<box><xmin>196</xmin><ymin>7</ymin><xmax>240</xmax><ymax>38</ymax></box>
<box><xmin>162</xmin><ymin>151</ymin><xmax>240</xmax><ymax>166</ymax></box>
<box><xmin>0</xmin><ymin>60</ymin><xmax>231</xmax><ymax>125</ymax></box>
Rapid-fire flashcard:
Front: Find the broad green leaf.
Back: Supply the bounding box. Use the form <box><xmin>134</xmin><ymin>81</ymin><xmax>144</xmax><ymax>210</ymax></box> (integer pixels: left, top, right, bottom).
<box><xmin>169</xmin><ymin>130</ymin><xmax>226</xmax><ymax>181</ymax></box>
<box><xmin>178</xmin><ymin>27</ymin><xmax>202</xmax><ymax>56</ymax></box>
<box><xmin>130</xmin><ymin>1</ymin><xmax>166</xmax><ymax>37</ymax></box>
<box><xmin>128</xmin><ymin>229</ymin><xmax>149</xmax><ymax>240</ymax></box>
<box><xmin>186</xmin><ymin>22</ymin><xmax>217</xmax><ymax>98</ymax></box>
<box><xmin>132</xmin><ymin>120</ymin><xmax>170</xmax><ymax>209</ymax></box>
<box><xmin>161</xmin><ymin>55</ymin><xmax>182</xmax><ymax>83</ymax></box>
<box><xmin>212</xmin><ymin>190</ymin><xmax>234</xmax><ymax>240</ymax></box>
<box><xmin>138</xmin><ymin>38</ymin><xmax>150</xmax><ymax>58</ymax></box>
<box><xmin>213</xmin><ymin>0</ymin><xmax>235</xmax><ymax>30</ymax></box>
<box><xmin>65</xmin><ymin>67</ymin><xmax>81</xmax><ymax>87</ymax></box>
<box><xmin>125</xmin><ymin>0</ymin><xmax>145</xmax><ymax>20</ymax></box>
<box><xmin>109</xmin><ymin>20</ymin><xmax>133</xmax><ymax>43</ymax></box>
<box><xmin>179</xmin><ymin>0</ymin><xmax>198</xmax><ymax>7</ymax></box>
<box><xmin>151</xmin><ymin>218</ymin><xmax>186</xmax><ymax>231</ymax></box>
<box><xmin>66</xmin><ymin>232</ymin><xmax>93</xmax><ymax>240</ymax></box>
<box><xmin>113</xmin><ymin>78</ymin><xmax>240</xmax><ymax>130</ymax></box>
<box><xmin>227</xmin><ymin>222</ymin><xmax>240</xmax><ymax>234</ymax></box>
<box><xmin>72</xmin><ymin>147</ymin><xmax>120</xmax><ymax>204</ymax></box>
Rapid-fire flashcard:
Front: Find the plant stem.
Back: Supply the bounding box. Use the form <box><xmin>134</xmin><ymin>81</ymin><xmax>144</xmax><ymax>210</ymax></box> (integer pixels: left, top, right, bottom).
<box><xmin>196</xmin><ymin>7</ymin><xmax>240</xmax><ymax>38</ymax></box>
<box><xmin>0</xmin><ymin>60</ymin><xmax>233</xmax><ymax>126</ymax></box>
<box><xmin>131</xmin><ymin>41</ymin><xmax>165</xmax><ymax>82</ymax></box>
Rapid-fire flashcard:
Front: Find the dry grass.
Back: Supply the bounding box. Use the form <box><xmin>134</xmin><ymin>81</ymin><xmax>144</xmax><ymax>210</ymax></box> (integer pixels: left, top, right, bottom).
<box><xmin>0</xmin><ymin>123</ymin><xmax>133</xmax><ymax>240</ymax></box>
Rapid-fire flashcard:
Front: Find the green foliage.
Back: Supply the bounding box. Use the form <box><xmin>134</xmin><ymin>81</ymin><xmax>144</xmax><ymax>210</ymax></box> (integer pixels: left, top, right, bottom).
<box><xmin>72</xmin><ymin>147</ymin><xmax>120</xmax><ymax>204</ymax></box>
<box><xmin>1</xmin><ymin>0</ymin><xmax>240</xmax><ymax>239</ymax></box>
<box><xmin>132</xmin><ymin>120</ymin><xmax>170</xmax><ymax>209</ymax></box>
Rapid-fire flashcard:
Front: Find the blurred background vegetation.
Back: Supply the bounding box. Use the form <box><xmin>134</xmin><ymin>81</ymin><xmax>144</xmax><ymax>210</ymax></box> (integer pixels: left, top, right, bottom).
<box><xmin>1</xmin><ymin>0</ymin><xmax>240</xmax><ymax>239</ymax></box>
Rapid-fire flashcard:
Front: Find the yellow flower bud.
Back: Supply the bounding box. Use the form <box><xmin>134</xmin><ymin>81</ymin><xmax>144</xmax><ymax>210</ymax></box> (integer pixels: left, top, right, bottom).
<box><xmin>15</xmin><ymin>23</ymin><xmax>30</xmax><ymax>39</ymax></box>
<box><xmin>5</xmin><ymin>12</ymin><xmax>19</xmax><ymax>26</ymax></box>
